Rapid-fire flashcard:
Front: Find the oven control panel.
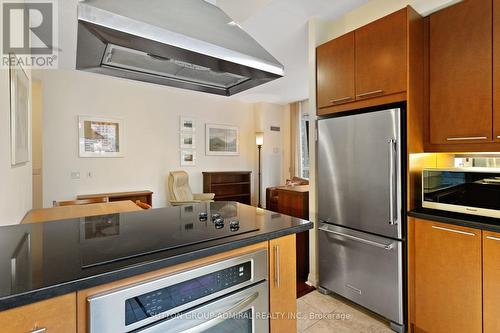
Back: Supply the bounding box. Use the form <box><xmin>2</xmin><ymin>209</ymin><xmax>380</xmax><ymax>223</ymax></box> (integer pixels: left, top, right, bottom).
<box><xmin>125</xmin><ymin>261</ymin><xmax>252</xmax><ymax>326</ymax></box>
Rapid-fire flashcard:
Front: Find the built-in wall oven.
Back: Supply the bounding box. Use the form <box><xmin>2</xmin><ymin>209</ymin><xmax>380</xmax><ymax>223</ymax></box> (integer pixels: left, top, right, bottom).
<box><xmin>88</xmin><ymin>249</ymin><xmax>268</xmax><ymax>333</ymax></box>
<box><xmin>423</xmin><ymin>168</ymin><xmax>500</xmax><ymax>218</ymax></box>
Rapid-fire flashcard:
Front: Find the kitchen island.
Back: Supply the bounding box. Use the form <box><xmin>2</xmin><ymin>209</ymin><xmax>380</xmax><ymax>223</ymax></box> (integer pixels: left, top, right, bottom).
<box><xmin>0</xmin><ymin>202</ymin><xmax>312</xmax><ymax>333</ymax></box>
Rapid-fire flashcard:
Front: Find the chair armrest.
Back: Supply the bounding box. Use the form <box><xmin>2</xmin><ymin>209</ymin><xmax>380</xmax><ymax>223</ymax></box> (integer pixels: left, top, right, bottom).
<box><xmin>193</xmin><ymin>193</ymin><xmax>216</xmax><ymax>201</ymax></box>
<box><xmin>170</xmin><ymin>200</ymin><xmax>201</xmax><ymax>206</ymax></box>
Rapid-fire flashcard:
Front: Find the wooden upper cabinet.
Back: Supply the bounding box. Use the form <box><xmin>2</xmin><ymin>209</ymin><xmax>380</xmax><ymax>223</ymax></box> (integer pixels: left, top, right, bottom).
<box><xmin>483</xmin><ymin>231</ymin><xmax>500</xmax><ymax>333</ymax></box>
<box><xmin>494</xmin><ymin>0</ymin><xmax>500</xmax><ymax>141</ymax></box>
<box><xmin>429</xmin><ymin>0</ymin><xmax>493</xmax><ymax>144</ymax></box>
<box><xmin>414</xmin><ymin>219</ymin><xmax>482</xmax><ymax>333</ymax></box>
<box><xmin>355</xmin><ymin>8</ymin><xmax>407</xmax><ymax>100</ymax></box>
<box><xmin>316</xmin><ymin>32</ymin><xmax>355</xmax><ymax>109</ymax></box>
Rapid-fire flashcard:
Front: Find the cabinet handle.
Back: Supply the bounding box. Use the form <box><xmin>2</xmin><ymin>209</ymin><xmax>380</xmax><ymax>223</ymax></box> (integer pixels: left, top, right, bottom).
<box><xmin>274</xmin><ymin>245</ymin><xmax>280</xmax><ymax>288</ymax></box>
<box><xmin>486</xmin><ymin>236</ymin><xmax>500</xmax><ymax>242</ymax></box>
<box><xmin>29</xmin><ymin>328</ymin><xmax>47</xmax><ymax>333</ymax></box>
<box><xmin>330</xmin><ymin>96</ymin><xmax>353</xmax><ymax>104</ymax></box>
<box><xmin>496</xmin><ymin>136</ymin><xmax>500</xmax><ymax>139</ymax></box>
<box><xmin>356</xmin><ymin>90</ymin><xmax>383</xmax><ymax>98</ymax></box>
<box><xmin>431</xmin><ymin>225</ymin><xmax>475</xmax><ymax>236</ymax></box>
<box><xmin>446</xmin><ymin>136</ymin><xmax>487</xmax><ymax>141</ymax></box>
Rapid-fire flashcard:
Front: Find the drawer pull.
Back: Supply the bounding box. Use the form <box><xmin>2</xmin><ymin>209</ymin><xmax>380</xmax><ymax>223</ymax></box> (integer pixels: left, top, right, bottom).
<box><xmin>29</xmin><ymin>328</ymin><xmax>47</xmax><ymax>333</ymax></box>
<box><xmin>330</xmin><ymin>96</ymin><xmax>353</xmax><ymax>104</ymax></box>
<box><xmin>431</xmin><ymin>225</ymin><xmax>475</xmax><ymax>236</ymax></box>
<box><xmin>497</xmin><ymin>136</ymin><xmax>500</xmax><ymax>139</ymax></box>
<box><xmin>319</xmin><ymin>226</ymin><xmax>394</xmax><ymax>250</ymax></box>
<box><xmin>446</xmin><ymin>136</ymin><xmax>487</xmax><ymax>141</ymax></box>
<box><xmin>486</xmin><ymin>236</ymin><xmax>500</xmax><ymax>242</ymax></box>
<box><xmin>356</xmin><ymin>90</ymin><xmax>384</xmax><ymax>98</ymax></box>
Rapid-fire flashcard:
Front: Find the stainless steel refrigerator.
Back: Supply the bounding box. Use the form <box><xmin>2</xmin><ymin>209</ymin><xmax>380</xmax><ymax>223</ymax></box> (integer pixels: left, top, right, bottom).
<box><xmin>317</xmin><ymin>108</ymin><xmax>404</xmax><ymax>333</ymax></box>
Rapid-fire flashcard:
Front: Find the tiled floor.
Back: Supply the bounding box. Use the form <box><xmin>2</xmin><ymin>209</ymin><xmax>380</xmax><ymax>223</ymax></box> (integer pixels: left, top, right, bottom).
<box><xmin>297</xmin><ymin>290</ymin><xmax>394</xmax><ymax>333</ymax></box>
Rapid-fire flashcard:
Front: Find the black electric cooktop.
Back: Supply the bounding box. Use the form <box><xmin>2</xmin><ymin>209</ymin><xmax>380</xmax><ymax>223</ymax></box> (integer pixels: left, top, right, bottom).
<box><xmin>0</xmin><ymin>201</ymin><xmax>312</xmax><ymax>311</ymax></box>
<box><xmin>80</xmin><ymin>201</ymin><xmax>258</xmax><ymax>268</ymax></box>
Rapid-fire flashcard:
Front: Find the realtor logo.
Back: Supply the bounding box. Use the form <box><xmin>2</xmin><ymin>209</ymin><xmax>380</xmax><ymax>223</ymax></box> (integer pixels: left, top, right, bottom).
<box><xmin>1</xmin><ymin>0</ymin><xmax>58</xmax><ymax>68</ymax></box>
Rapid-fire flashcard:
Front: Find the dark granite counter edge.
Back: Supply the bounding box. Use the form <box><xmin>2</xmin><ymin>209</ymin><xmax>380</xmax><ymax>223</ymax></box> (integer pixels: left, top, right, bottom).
<box><xmin>0</xmin><ymin>222</ymin><xmax>313</xmax><ymax>312</ymax></box>
<box><xmin>408</xmin><ymin>210</ymin><xmax>500</xmax><ymax>233</ymax></box>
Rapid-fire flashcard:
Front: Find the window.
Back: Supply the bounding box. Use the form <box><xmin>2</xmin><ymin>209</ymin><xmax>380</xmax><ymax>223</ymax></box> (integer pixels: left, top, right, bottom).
<box><xmin>299</xmin><ymin>101</ymin><xmax>309</xmax><ymax>179</ymax></box>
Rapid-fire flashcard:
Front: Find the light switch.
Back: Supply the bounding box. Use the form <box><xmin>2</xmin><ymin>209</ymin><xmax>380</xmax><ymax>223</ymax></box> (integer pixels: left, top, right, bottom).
<box><xmin>71</xmin><ymin>172</ymin><xmax>80</xmax><ymax>180</ymax></box>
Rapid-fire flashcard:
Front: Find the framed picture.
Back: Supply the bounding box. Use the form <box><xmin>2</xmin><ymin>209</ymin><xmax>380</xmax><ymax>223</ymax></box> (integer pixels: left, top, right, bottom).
<box><xmin>206</xmin><ymin>124</ymin><xmax>239</xmax><ymax>156</ymax></box>
<box><xmin>9</xmin><ymin>58</ymin><xmax>30</xmax><ymax>166</ymax></box>
<box><xmin>180</xmin><ymin>132</ymin><xmax>195</xmax><ymax>149</ymax></box>
<box><xmin>180</xmin><ymin>117</ymin><xmax>195</xmax><ymax>132</ymax></box>
<box><xmin>180</xmin><ymin>150</ymin><xmax>196</xmax><ymax>166</ymax></box>
<box><xmin>78</xmin><ymin>116</ymin><xmax>124</xmax><ymax>157</ymax></box>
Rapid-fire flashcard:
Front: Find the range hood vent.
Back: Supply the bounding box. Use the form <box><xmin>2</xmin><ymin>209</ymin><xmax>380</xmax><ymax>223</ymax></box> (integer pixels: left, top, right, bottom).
<box><xmin>76</xmin><ymin>0</ymin><xmax>284</xmax><ymax>96</ymax></box>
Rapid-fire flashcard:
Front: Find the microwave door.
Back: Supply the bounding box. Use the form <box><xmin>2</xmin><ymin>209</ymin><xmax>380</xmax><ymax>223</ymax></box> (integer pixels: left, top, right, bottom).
<box><xmin>318</xmin><ymin>108</ymin><xmax>402</xmax><ymax>239</ymax></box>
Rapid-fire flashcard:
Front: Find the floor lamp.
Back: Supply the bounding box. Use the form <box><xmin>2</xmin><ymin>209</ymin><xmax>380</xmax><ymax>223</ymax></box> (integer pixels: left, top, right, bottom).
<box><xmin>256</xmin><ymin>132</ymin><xmax>264</xmax><ymax>208</ymax></box>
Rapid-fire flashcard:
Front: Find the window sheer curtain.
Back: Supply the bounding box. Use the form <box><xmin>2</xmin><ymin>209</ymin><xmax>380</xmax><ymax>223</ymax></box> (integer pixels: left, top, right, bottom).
<box><xmin>289</xmin><ymin>101</ymin><xmax>301</xmax><ymax>178</ymax></box>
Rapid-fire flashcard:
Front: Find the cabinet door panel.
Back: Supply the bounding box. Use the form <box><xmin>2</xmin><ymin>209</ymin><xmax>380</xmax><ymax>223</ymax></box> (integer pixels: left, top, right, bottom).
<box><xmin>429</xmin><ymin>0</ymin><xmax>492</xmax><ymax>144</ymax></box>
<box><xmin>483</xmin><ymin>231</ymin><xmax>500</xmax><ymax>333</ymax></box>
<box><xmin>414</xmin><ymin>220</ymin><xmax>481</xmax><ymax>333</ymax></box>
<box><xmin>316</xmin><ymin>32</ymin><xmax>355</xmax><ymax>109</ymax></box>
<box><xmin>269</xmin><ymin>234</ymin><xmax>296</xmax><ymax>333</ymax></box>
<box><xmin>355</xmin><ymin>8</ymin><xmax>406</xmax><ymax>100</ymax></box>
<box><xmin>494</xmin><ymin>0</ymin><xmax>500</xmax><ymax>140</ymax></box>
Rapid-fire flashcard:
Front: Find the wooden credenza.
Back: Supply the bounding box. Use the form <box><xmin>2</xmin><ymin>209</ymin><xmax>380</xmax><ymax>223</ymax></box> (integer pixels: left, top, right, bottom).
<box><xmin>77</xmin><ymin>190</ymin><xmax>153</xmax><ymax>206</ymax></box>
<box><xmin>203</xmin><ymin>171</ymin><xmax>251</xmax><ymax>205</ymax></box>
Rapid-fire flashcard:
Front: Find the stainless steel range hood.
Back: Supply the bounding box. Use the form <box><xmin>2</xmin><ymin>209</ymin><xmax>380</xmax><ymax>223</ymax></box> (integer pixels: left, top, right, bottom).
<box><xmin>76</xmin><ymin>0</ymin><xmax>284</xmax><ymax>96</ymax></box>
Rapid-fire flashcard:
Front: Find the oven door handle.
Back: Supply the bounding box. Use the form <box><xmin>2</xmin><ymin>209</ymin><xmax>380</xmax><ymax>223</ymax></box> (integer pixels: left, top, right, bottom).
<box><xmin>183</xmin><ymin>292</ymin><xmax>259</xmax><ymax>333</ymax></box>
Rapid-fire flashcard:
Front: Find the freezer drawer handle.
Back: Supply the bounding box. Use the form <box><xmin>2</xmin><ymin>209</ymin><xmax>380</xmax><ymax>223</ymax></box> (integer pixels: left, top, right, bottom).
<box><xmin>388</xmin><ymin>138</ymin><xmax>397</xmax><ymax>225</ymax></box>
<box><xmin>319</xmin><ymin>226</ymin><xmax>394</xmax><ymax>250</ymax></box>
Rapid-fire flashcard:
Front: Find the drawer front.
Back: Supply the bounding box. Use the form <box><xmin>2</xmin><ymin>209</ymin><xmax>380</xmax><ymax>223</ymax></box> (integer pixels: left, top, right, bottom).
<box><xmin>0</xmin><ymin>293</ymin><xmax>76</xmax><ymax>333</ymax></box>
<box><xmin>319</xmin><ymin>224</ymin><xmax>403</xmax><ymax>324</ymax></box>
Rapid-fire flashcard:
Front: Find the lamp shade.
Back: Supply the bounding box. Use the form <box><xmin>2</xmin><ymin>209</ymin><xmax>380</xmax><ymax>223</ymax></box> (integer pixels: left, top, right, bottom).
<box><xmin>255</xmin><ymin>132</ymin><xmax>264</xmax><ymax>146</ymax></box>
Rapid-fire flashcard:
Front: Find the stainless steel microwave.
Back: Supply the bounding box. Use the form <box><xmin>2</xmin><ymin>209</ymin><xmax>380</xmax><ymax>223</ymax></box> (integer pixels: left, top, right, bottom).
<box><xmin>422</xmin><ymin>168</ymin><xmax>500</xmax><ymax>218</ymax></box>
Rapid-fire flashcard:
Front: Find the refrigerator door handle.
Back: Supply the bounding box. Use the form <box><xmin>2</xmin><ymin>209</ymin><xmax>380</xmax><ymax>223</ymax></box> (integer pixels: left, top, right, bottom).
<box><xmin>319</xmin><ymin>226</ymin><xmax>394</xmax><ymax>250</ymax></box>
<box><xmin>388</xmin><ymin>138</ymin><xmax>397</xmax><ymax>225</ymax></box>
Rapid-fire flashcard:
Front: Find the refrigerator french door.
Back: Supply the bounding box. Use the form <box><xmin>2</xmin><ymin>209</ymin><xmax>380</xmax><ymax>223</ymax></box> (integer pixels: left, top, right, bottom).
<box><xmin>317</xmin><ymin>108</ymin><xmax>404</xmax><ymax>333</ymax></box>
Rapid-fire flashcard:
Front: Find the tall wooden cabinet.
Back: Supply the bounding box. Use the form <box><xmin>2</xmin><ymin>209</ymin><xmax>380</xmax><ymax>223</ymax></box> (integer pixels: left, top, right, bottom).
<box><xmin>316</xmin><ymin>32</ymin><xmax>355</xmax><ymax>108</ymax></box>
<box><xmin>483</xmin><ymin>231</ymin><xmax>500</xmax><ymax>333</ymax></box>
<box><xmin>269</xmin><ymin>234</ymin><xmax>297</xmax><ymax>333</ymax></box>
<box><xmin>429</xmin><ymin>0</ymin><xmax>493</xmax><ymax>145</ymax></box>
<box><xmin>355</xmin><ymin>8</ymin><xmax>407</xmax><ymax>100</ymax></box>
<box><xmin>413</xmin><ymin>219</ymin><xmax>482</xmax><ymax>333</ymax></box>
<box><xmin>494</xmin><ymin>0</ymin><xmax>500</xmax><ymax>141</ymax></box>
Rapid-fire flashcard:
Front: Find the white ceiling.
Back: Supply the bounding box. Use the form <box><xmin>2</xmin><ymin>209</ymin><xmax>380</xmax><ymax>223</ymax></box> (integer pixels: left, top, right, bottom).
<box><xmin>53</xmin><ymin>0</ymin><xmax>461</xmax><ymax>105</ymax></box>
<box><xmin>217</xmin><ymin>0</ymin><xmax>370</xmax><ymax>104</ymax></box>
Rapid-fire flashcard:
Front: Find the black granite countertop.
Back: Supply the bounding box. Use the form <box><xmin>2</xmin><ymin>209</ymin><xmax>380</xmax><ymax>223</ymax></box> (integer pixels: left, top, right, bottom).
<box><xmin>0</xmin><ymin>202</ymin><xmax>312</xmax><ymax>311</ymax></box>
<box><xmin>408</xmin><ymin>208</ymin><xmax>500</xmax><ymax>232</ymax></box>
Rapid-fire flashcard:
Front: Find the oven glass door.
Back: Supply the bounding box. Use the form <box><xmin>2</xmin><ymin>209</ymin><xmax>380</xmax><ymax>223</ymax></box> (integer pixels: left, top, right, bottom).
<box><xmin>138</xmin><ymin>281</ymin><xmax>268</xmax><ymax>333</ymax></box>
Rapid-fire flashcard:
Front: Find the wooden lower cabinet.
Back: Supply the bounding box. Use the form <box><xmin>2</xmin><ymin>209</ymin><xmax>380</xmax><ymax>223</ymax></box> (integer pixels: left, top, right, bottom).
<box><xmin>0</xmin><ymin>293</ymin><xmax>76</xmax><ymax>333</ymax></box>
<box><xmin>413</xmin><ymin>219</ymin><xmax>482</xmax><ymax>333</ymax></box>
<box><xmin>269</xmin><ymin>234</ymin><xmax>297</xmax><ymax>333</ymax></box>
<box><xmin>483</xmin><ymin>231</ymin><xmax>500</xmax><ymax>333</ymax></box>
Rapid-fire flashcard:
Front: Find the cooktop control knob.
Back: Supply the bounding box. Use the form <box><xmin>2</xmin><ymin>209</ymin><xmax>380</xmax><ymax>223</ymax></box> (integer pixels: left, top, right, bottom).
<box><xmin>230</xmin><ymin>219</ymin><xmax>240</xmax><ymax>231</ymax></box>
<box><xmin>199</xmin><ymin>212</ymin><xmax>208</xmax><ymax>221</ymax></box>
<box><xmin>211</xmin><ymin>213</ymin><xmax>221</xmax><ymax>221</ymax></box>
<box><xmin>213</xmin><ymin>217</ymin><xmax>224</xmax><ymax>226</ymax></box>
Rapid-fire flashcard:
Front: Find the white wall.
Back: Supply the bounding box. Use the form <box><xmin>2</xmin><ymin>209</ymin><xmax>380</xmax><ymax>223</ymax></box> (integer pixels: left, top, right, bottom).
<box><xmin>254</xmin><ymin>102</ymin><xmax>291</xmax><ymax>207</ymax></box>
<box><xmin>0</xmin><ymin>69</ymin><xmax>33</xmax><ymax>226</ymax></box>
<box><xmin>41</xmin><ymin>69</ymin><xmax>289</xmax><ymax>208</ymax></box>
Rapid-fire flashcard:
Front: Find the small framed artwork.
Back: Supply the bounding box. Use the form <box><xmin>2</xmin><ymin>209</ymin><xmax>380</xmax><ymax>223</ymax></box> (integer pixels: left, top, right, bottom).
<box><xmin>180</xmin><ymin>132</ymin><xmax>195</xmax><ymax>149</ymax></box>
<box><xmin>180</xmin><ymin>117</ymin><xmax>195</xmax><ymax>132</ymax></box>
<box><xmin>206</xmin><ymin>124</ymin><xmax>239</xmax><ymax>156</ymax></box>
<box><xmin>180</xmin><ymin>150</ymin><xmax>196</xmax><ymax>166</ymax></box>
<box><xmin>9</xmin><ymin>57</ymin><xmax>30</xmax><ymax>166</ymax></box>
<box><xmin>79</xmin><ymin>116</ymin><xmax>124</xmax><ymax>157</ymax></box>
